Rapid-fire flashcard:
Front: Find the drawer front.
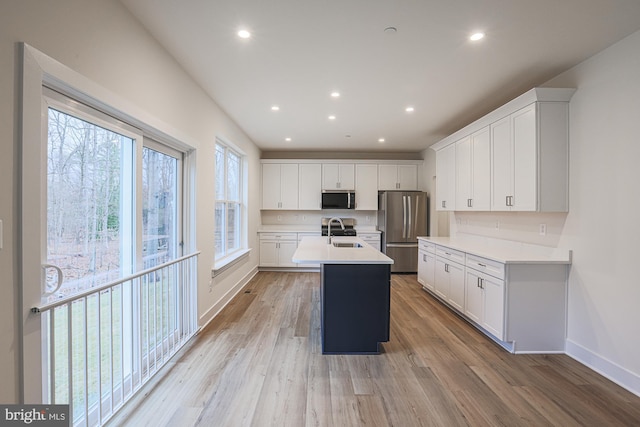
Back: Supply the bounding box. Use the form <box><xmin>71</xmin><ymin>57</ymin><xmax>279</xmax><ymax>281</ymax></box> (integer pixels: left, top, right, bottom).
<box><xmin>259</xmin><ymin>232</ymin><xmax>297</xmax><ymax>241</ymax></box>
<box><xmin>418</xmin><ymin>240</ymin><xmax>436</xmax><ymax>253</ymax></box>
<box><xmin>466</xmin><ymin>254</ymin><xmax>505</xmax><ymax>280</ymax></box>
<box><xmin>435</xmin><ymin>246</ymin><xmax>465</xmax><ymax>264</ymax></box>
<box><xmin>359</xmin><ymin>233</ymin><xmax>380</xmax><ymax>242</ymax></box>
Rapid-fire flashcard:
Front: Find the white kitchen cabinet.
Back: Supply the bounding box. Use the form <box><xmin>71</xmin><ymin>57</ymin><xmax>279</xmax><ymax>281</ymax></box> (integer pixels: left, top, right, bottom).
<box><xmin>378</xmin><ymin>164</ymin><xmax>418</xmax><ymax>191</ymax></box>
<box><xmin>419</xmin><ymin>237</ymin><xmax>569</xmax><ymax>353</ymax></box>
<box><xmin>417</xmin><ymin>240</ymin><xmax>436</xmax><ymax>292</ymax></box>
<box><xmin>432</xmin><ymin>88</ymin><xmax>573</xmax><ymax>212</ymax></box>
<box><xmin>358</xmin><ymin>232</ymin><xmax>381</xmax><ymax>251</ymax></box>
<box><xmin>322</xmin><ymin>163</ymin><xmax>355</xmax><ymax>190</ymax></box>
<box><xmin>298</xmin><ymin>164</ymin><xmax>322</xmax><ymax>210</ymax></box>
<box><xmin>491</xmin><ymin>101</ymin><xmax>570</xmax><ymax>212</ymax></box>
<box><xmin>262</xmin><ymin>163</ymin><xmax>299</xmax><ymax>210</ymax></box>
<box><xmin>434</xmin><ymin>247</ymin><xmax>465</xmax><ymax>311</ymax></box>
<box><xmin>464</xmin><ymin>255</ymin><xmax>505</xmax><ymax>340</ymax></box>
<box><xmin>455</xmin><ymin>126</ymin><xmax>490</xmax><ymax>211</ymax></box>
<box><xmin>259</xmin><ymin>233</ymin><xmax>298</xmax><ymax>267</ymax></box>
<box><xmin>355</xmin><ymin>164</ymin><xmax>378</xmax><ymax>210</ymax></box>
<box><xmin>435</xmin><ymin>144</ymin><xmax>456</xmax><ymax>211</ymax></box>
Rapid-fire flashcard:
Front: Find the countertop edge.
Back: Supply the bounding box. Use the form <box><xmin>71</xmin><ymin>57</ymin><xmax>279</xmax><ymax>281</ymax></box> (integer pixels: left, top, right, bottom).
<box><xmin>418</xmin><ymin>236</ymin><xmax>572</xmax><ymax>265</ymax></box>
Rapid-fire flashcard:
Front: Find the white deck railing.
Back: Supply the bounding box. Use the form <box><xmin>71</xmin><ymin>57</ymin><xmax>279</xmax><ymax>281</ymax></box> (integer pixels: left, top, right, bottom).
<box><xmin>33</xmin><ymin>252</ymin><xmax>200</xmax><ymax>427</ymax></box>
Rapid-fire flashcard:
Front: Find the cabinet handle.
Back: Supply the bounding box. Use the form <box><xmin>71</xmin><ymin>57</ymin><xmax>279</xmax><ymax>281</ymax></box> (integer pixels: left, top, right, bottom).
<box><xmin>445</xmin><ymin>264</ymin><xmax>449</xmax><ymax>273</ymax></box>
<box><xmin>442</xmin><ymin>200</ymin><xmax>446</xmax><ymax>208</ymax></box>
<box><xmin>480</xmin><ymin>278</ymin><xmax>484</xmax><ymax>289</ymax></box>
<box><xmin>478</xmin><ymin>263</ymin><xmax>486</xmax><ymax>267</ymax></box>
<box><xmin>477</xmin><ymin>277</ymin><xmax>481</xmax><ymax>288</ymax></box>
<box><xmin>467</xmin><ymin>198</ymin><xmax>472</xmax><ymax>208</ymax></box>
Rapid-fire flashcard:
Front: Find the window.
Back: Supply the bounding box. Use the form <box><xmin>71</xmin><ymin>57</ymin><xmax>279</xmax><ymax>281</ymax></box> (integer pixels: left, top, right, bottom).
<box><xmin>215</xmin><ymin>141</ymin><xmax>243</xmax><ymax>260</ymax></box>
<box><xmin>20</xmin><ymin>45</ymin><xmax>198</xmax><ymax>427</ymax></box>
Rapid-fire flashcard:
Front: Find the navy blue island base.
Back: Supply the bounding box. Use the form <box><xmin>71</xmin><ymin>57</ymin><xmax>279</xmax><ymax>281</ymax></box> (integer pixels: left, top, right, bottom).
<box><xmin>320</xmin><ymin>263</ymin><xmax>391</xmax><ymax>354</ymax></box>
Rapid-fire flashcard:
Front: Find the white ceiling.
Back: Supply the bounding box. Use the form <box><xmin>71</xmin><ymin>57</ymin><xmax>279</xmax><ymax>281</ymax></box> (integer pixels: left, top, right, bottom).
<box><xmin>120</xmin><ymin>0</ymin><xmax>640</xmax><ymax>153</ymax></box>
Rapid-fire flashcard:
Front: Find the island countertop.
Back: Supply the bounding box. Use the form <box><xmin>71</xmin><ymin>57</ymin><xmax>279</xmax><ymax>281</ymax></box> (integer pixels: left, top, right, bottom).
<box><xmin>292</xmin><ymin>236</ymin><xmax>394</xmax><ymax>265</ymax></box>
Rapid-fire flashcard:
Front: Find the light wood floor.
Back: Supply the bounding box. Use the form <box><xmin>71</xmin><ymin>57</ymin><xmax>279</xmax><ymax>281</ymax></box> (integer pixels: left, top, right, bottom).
<box><xmin>109</xmin><ymin>272</ymin><xmax>640</xmax><ymax>426</ymax></box>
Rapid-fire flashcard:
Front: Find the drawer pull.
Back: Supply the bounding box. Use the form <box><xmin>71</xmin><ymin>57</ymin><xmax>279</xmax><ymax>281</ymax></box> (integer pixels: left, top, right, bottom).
<box><xmin>478</xmin><ymin>263</ymin><xmax>486</xmax><ymax>267</ymax></box>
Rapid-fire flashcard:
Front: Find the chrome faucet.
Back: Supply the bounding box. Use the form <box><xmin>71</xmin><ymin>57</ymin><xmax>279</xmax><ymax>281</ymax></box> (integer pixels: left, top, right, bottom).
<box><xmin>327</xmin><ymin>217</ymin><xmax>345</xmax><ymax>244</ymax></box>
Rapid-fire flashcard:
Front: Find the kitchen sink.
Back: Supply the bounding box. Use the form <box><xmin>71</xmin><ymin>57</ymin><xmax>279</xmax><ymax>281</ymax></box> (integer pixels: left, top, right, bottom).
<box><xmin>332</xmin><ymin>242</ymin><xmax>363</xmax><ymax>248</ymax></box>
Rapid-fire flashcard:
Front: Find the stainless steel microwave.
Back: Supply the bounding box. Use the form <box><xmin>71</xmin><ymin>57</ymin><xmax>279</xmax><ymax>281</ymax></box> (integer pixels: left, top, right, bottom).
<box><xmin>321</xmin><ymin>191</ymin><xmax>355</xmax><ymax>209</ymax></box>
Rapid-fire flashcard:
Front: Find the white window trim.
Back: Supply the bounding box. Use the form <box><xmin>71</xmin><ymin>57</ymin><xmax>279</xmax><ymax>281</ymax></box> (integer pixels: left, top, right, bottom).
<box><xmin>19</xmin><ymin>43</ymin><xmax>198</xmax><ymax>403</ymax></box>
<box><xmin>214</xmin><ymin>136</ymin><xmax>248</xmax><ymax>268</ymax></box>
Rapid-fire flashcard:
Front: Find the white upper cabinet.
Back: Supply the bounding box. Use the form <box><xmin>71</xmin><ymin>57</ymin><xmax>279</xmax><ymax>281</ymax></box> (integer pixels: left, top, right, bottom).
<box><xmin>262</xmin><ymin>163</ymin><xmax>299</xmax><ymax>209</ymax></box>
<box><xmin>298</xmin><ymin>163</ymin><xmax>322</xmax><ymax>210</ymax></box>
<box><xmin>322</xmin><ymin>163</ymin><xmax>355</xmax><ymax>190</ymax></box>
<box><xmin>355</xmin><ymin>164</ymin><xmax>378</xmax><ymax>210</ymax></box>
<box><xmin>432</xmin><ymin>87</ymin><xmax>574</xmax><ymax>212</ymax></box>
<box><xmin>455</xmin><ymin>126</ymin><xmax>490</xmax><ymax>211</ymax></box>
<box><xmin>378</xmin><ymin>164</ymin><xmax>418</xmax><ymax>190</ymax></box>
<box><xmin>436</xmin><ymin>144</ymin><xmax>456</xmax><ymax>211</ymax></box>
<box><xmin>491</xmin><ymin>101</ymin><xmax>570</xmax><ymax>212</ymax></box>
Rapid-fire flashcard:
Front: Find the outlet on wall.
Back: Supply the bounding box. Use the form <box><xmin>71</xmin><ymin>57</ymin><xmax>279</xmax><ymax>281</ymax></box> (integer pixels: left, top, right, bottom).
<box><xmin>539</xmin><ymin>223</ymin><xmax>547</xmax><ymax>236</ymax></box>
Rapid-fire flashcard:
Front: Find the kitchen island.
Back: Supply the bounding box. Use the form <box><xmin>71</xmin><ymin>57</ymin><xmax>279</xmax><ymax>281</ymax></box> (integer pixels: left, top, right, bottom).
<box><xmin>292</xmin><ymin>236</ymin><xmax>394</xmax><ymax>354</ymax></box>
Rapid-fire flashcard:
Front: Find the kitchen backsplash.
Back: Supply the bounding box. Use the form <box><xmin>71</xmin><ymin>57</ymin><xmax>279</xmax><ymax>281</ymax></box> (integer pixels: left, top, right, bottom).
<box><xmin>261</xmin><ymin>210</ymin><xmax>378</xmax><ymax>228</ymax></box>
<box><xmin>450</xmin><ymin>211</ymin><xmax>568</xmax><ymax>247</ymax></box>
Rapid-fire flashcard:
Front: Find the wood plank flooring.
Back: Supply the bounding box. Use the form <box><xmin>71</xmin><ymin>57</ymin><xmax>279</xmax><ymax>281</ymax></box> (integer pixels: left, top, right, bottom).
<box><xmin>108</xmin><ymin>272</ymin><xmax>640</xmax><ymax>426</ymax></box>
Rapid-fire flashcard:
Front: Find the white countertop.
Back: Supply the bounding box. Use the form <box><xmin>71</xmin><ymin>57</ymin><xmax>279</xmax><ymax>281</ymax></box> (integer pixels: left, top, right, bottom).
<box><xmin>418</xmin><ymin>235</ymin><xmax>572</xmax><ymax>264</ymax></box>
<box><xmin>293</xmin><ymin>236</ymin><xmax>393</xmax><ymax>265</ymax></box>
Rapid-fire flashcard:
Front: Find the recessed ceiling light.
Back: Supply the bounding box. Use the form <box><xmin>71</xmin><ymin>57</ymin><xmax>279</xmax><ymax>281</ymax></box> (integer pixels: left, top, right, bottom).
<box><xmin>328</xmin><ymin>115</ymin><xmax>336</xmax><ymax>120</ymax></box>
<box><xmin>237</xmin><ymin>29</ymin><xmax>251</xmax><ymax>39</ymax></box>
<box><xmin>378</xmin><ymin>138</ymin><xmax>385</xmax><ymax>143</ymax></box>
<box><xmin>470</xmin><ymin>32</ymin><xmax>485</xmax><ymax>41</ymax></box>
<box><xmin>405</xmin><ymin>106</ymin><xmax>415</xmax><ymax>113</ymax></box>
<box><xmin>271</xmin><ymin>105</ymin><xmax>280</xmax><ymax>111</ymax></box>
<box><xmin>285</xmin><ymin>137</ymin><xmax>292</xmax><ymax>142</ymax></box>
<box><xmin>331</xmin><ymin>91</ymin><xmax>340</xmax><ymax>98</ymax></box>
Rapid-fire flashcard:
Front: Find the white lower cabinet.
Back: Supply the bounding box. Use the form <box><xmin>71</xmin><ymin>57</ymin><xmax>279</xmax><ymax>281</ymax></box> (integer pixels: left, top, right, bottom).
<box><xmin>434</xmin><ymin>247</ymin><xmax>465</xmax><ymax>311</ymax></box>
<box><xmin>417</xmin><ymin>240</ymin><xmax>436</xmax><ymax>292</ymax></box>
<box><xmin>419</xmin><ymin>238</ymin><xmax>569</xmax><ymax>353</ymax></box>
<box><xmin>259</xmin><ymin>233</ymin><xmax>298</xmax><ymax>267</ymax></box>
<box><xmin>465</xmin><ymin>268</ymin><xmax>505</xmax><ymax>340</ymax></box>
<box><xmin>358</xmin><ymin>232</ymin><xmax>381</xmax><ymax>251</ymax></box>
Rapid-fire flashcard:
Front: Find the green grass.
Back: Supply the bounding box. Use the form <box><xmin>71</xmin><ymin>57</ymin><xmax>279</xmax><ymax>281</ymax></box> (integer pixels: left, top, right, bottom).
<box><xmin>51</xmin><ymin>274</ymin><xmax>178</xmax><ymax>422</ymax></box>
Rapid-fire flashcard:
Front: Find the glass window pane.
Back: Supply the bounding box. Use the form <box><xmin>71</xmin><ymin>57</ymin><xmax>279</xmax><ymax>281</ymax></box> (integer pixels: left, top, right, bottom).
<box><xmin>227</xmin><ymin>151</ymin><xmax>240</xmax><ymax>202</ymax></box>
<box><xmin>46</xmin><ymin>108</ymin><xmax>133</xmax><ymax>302</ymax></box>
<box><xmin>142</xmin><ymin>147</ymin><xmax>178</xmax><ymax>269</ymax></box>
<box><xmin>215</xmin><ymin>145</ymin><xmax>225</xmax><ymax>200</ymax></box>
<box><xmin>226</xmin><ymin>202</ymin><xmax>240</xmax><ymax>252</ymax></box>
<box><xmin>214</xmin><ymin>202</ymin><xmax>225</xmax><ymax>257</ymax></box>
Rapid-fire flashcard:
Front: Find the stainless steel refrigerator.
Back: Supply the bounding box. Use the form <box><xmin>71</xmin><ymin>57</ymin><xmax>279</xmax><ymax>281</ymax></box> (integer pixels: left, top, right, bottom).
<box><xmin>378</xmin><ymin>191</ymin><xmax>429</xmax><ymax>273</ymax></box>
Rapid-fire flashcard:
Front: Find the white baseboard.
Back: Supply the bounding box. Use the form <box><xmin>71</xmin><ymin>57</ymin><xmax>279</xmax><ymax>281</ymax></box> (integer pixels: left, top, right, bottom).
<box><xmin>565</xmin><ymin>339</ymin><xmax>640</xmax><ymax>398</ymax></box>
<box><xmin>198</xmin><ymin>265</ymin><xmax>259</xmax><ymax>331</ymax></box>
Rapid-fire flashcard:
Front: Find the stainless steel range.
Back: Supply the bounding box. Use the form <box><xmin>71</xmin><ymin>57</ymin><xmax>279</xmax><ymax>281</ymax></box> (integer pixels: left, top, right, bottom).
<box><xmin>321</xmin><ymin>217</ymin><xmax>356</xmax><ymax>236</ymax></box>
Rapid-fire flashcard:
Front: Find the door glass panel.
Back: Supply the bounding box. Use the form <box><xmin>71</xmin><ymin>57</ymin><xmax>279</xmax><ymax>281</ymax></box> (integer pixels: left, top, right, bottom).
<box><xmin>142</xmin><ymin>147</ymin><xmax>178</xmax><ymax>269</ymax></box>
<box><xmin>46</xmin><ymin>108</ymin><xmax>134</xmax><ymax>303</ymax></box>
